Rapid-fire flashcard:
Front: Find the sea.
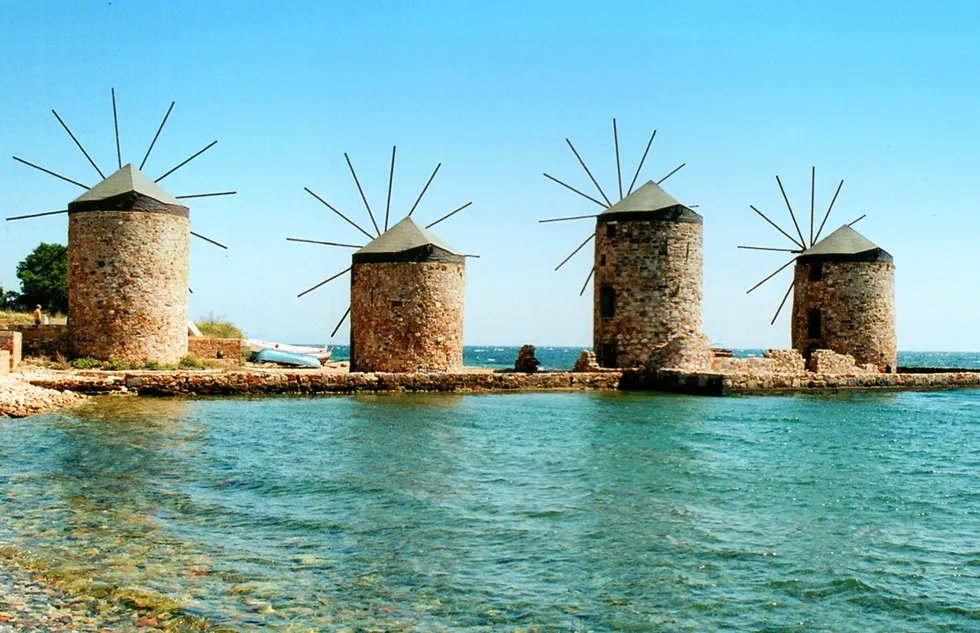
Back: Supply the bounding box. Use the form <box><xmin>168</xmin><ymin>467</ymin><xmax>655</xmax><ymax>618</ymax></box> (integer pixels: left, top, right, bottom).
<box><xmin>1</xmin><ymin>348</ymin><xmax>979</xmax><ymax>631</ymax></box>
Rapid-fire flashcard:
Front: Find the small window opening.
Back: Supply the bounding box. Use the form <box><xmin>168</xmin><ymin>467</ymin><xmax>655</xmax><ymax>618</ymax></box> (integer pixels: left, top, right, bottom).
<box><xmin>599</xmin><ymin>284</ymin><xmax>616</xmax><ymax>319</ymax></box>
<box><xmin>809</xmin><ymin>263</ymin><xmax>823</xmax><ymax>282</ymax></box>
<box><xmin>606</xmin><ymin>224</ymin><xmax>617</xmax><ymax>238</ymax></box>
<box><xmin>600</xmin><ymin>254</ymin><xmax>607</xmax><ymax>266</ymax></box>
<box><xmin>807</xmin><ymin>309</ymin><xmax>821</xmax><ymax>339</ymax></box>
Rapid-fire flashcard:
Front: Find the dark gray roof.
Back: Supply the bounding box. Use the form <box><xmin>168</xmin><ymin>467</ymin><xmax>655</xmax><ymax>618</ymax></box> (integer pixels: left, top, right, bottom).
<box><xmin>72</xmin><ymin>164</ymin><xmax>181</xmax><ymax>206</ymax></box>
<box><xmin>597</xmin><ymin>180</ymin><xmax>701</xmax><ymax>223</ymax></box>
<box><xmin>797</xmin><ymin>224</ymin><xmax>893</xmax><ymax>264</ymax></box>
<box><xmin>352</xmin><ymin>216</ymin><xmax>463</xmax><ymax>264</ymax></box>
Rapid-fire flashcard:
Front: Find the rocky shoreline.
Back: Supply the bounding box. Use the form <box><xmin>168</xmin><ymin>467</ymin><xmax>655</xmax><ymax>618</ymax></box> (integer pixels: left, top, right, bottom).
<box><xmin>0</xmin><ymin>376</ymin><xmax>84</xmax><ymax>419</ymax></box>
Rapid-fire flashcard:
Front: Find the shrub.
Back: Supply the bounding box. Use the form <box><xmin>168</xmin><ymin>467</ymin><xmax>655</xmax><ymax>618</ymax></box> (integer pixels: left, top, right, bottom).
<box><xmin>71</xmin><ymin>357</ymin><xmax>102</xmax><ymax>370</ymax></box>
<box><xmin>178</xmin><ymin>355</ymin><xmax>203</xmax><ymax>369</ymax></box>
<box><xmin>195</xmin><ymin>313</ymin><xmax>244</xmax><ymax>339</ymax></box>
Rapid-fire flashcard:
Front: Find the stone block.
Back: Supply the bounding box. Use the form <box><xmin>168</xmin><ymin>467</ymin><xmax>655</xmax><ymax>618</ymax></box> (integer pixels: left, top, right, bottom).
<box><xmin>0</xmin><ymin>331</ymin><xmax>22</xmax><ymax>370</ymax></box>
<box><xmin>0</xmin><ymin>351</ymin><xmax>8</xmax><ymax>375</ymax></box>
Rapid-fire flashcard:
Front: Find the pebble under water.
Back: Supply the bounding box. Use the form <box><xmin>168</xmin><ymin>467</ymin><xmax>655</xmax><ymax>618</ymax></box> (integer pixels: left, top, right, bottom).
<box><xmin>2</xmin><ymin>390</ymin><xmax>980</xmax><ymax>631</ymax></box>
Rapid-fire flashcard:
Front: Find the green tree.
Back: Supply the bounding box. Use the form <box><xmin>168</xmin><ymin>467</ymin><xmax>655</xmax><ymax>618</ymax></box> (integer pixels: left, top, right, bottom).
<box><xmin>16</xmin><ymin>242</ymin><xmax>68</xmax><ymax>314</ymax></box>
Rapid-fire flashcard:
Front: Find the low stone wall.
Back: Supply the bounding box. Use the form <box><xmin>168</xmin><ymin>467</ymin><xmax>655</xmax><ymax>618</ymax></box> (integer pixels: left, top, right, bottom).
<box><xmin>808</xmin><ymin>349</ymin><xmax>876</xmax><ymax>375</ymax></box>
<box><xmin>0</xmin><ymin>331</ymin><xmax>23</xmax><ymax>371</ymax></box>
<box><xmin>26</xmin><ymin>370</ymin><xmax>624</xmax><ymax>396</ymax></box>
<box><xmin>645</xmin><ymin>368</ymin><xmax>980</xmax><ymax>395</ymax></box>
<box><xmin>188</xmin><ymin>337</ymin><xmax>244</xmax><ymax>363</ymax></box>
<box><xmin>0</xmin><ymin>351</ymin><xmax>8</xmax><ymax>375</ymax></box>
<box><xmin>7</xmin><ymin>325</ymin><xmax>68</xmax><ymax>358</ymax></box>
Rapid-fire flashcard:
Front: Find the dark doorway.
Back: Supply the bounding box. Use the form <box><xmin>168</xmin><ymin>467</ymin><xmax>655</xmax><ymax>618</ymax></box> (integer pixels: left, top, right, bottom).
<box><xmin>598</xmin><ymin>343</ymin><xmax>618</xmax><ymax>368</ymax></box>
<box><xmin>807</xmin><ymin>309</ymin><xmax>821</xmax><ymax>339</ymax></box>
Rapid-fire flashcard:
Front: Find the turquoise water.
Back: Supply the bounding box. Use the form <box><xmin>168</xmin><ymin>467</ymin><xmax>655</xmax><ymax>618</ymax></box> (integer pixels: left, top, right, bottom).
<box><xmin>3</xmin><ymin>390</ymin><xmax>980</xmax><ymax>631</ymax></box>
<box><xmin>323</xmin><ymin>345</ymin><xmax>980</xmax><ymax>371</ymax></box>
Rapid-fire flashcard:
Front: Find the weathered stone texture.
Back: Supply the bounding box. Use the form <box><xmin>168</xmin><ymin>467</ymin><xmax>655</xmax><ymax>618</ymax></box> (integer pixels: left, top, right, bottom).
<box><xmin>188</xmin><ymin>337</ymin><xmax>244</xmax><ymax>362</ymax></box>
<box><xmin>594</xmin><ymin>219</ymin><xmax>702</xmax><ymax>368</ymax></box>
<box><xmin>350</xmin><ymin>261</ymin><xmax>464</xmax><ymax>373</ymax></box>
<box><xmin>8</xmin><ymin>325</ymin><xmax>68</xmax><ymax>358</ymax></box>
<box><xmin>647</xmin><ymin>331</ymin><xmax>713</xmax><ymax>371</ymax></box>
<box><xmin>792</xmin><ymin>261</ymin><xmax>896</xmax><ymax>371</ymax></box>
<box><xmin>808</xmin><ymin>349</ymin><xmax>876</xmax><ymax>375</ymax></box>
<box><xmin>0</xmin><ymin>331</ymin><xmax>23</xmax><ymax>371</ymax></box>
<box><xmin>573</xmin><ymin>350</ymin><xmax>601</xmax><ymax>372</ymax></box>
<box><xmin>514</xmin><ymin>344</ymin><xmax>541</xmax><ymax>373</ymax></box>
<box><xmin>0</xmin><ymin>351</ymin><xmax>8</xmax><ymax>375</ymax></box>
<box><xmin>68</xmin><ymin>210</ymin><xmax>189</xmax><ymax>364</ymax></box>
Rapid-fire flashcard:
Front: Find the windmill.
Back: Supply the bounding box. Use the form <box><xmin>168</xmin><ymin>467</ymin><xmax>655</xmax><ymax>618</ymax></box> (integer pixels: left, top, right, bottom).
<box><xmin>288</xmin><ymin>147</ymin><xmax>475</xmax><ymax>372</ymax></box>
<box><xmin>540</xmin><ymin>120</ymin><xmax>703</xmax><ymax>368</ymax></box>
<box><xmin>741</xmin><ymin>168</ymin><xmax>896</xmax><ymax>370</ymax></box>
<box><xmin>6</xmin><ymin>89</ymin><xmax>234</xmax><ymax>363</ymax></box>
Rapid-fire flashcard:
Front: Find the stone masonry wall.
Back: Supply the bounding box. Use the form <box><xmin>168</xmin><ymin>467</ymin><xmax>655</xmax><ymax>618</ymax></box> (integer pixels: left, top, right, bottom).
<box><xmin>188</xmin><ymin>337</ymin><xmax>244</xmax><ymax>363</ymax></box>
<box><xmin>594</xmin><ymin>219</ymin><xmax>702</xmax><ymax>368</ymax></box>
<box><xmin>350</xmin><ymin>261</ymin><xmax>464</xmax><ymax>373</ymax></box>
<box><xmin>808</xmin><ymin>349</ymin><xmax>876</xmax><ymax>375</ymax></box>
<box><xmin>0</xmin><ymin>331</ymin><xmax>22</xmax><ymax>371</ymax></box>
<box><xmin>792</xmin><ymin>261</ymin><xmax>896</xmax><ymax>371</ymax></box>
<box><xmin>68</xmin><ymin>210</ymin><xmax>190</xmax><ymax>364</ymax></box>
<box><xmin>8</xmin><ymin>325</ymin><xmax>68</xmax><ymax>358</ymax></box>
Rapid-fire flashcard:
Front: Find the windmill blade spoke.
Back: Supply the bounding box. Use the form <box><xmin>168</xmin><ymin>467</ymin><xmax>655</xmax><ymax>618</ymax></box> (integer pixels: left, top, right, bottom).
<box><xmin>51</xmin><ymin>109</ymin><xmax>105</xmax><ymax>179</ymax></box>
<box><xmin>6</xmin><ymin>209</ymin><xmax>68</xmax><ymax>221</ymax></box>
<box><xmin>111</xmin><ymin>88</ymin><xmax>122</xmax><ymax>169</ymax></box>
<box><xmin>809</xmin><ymin>166</ymin><xmax>815</xmax><ymax>246</ymax></box>
<box><xmin>542</xmin><ymin>173</ymin><xmax>607</xmax><ymax>208</ymax></box>
<box><xmin>770</xmin><ymin>279</ymin><xmax>795</xmax><ymax>325</ymax></box>
<box><xmin>140</xmin><ymin>101</ymin><xmax>175</xmax><ymax>170</ymax></box>
<box><xmin>297</xmin><ymin>266</ymin><xmax>352</xmax><ymax>298</ymax></box>
<box><xmin>737</xmin><ymin>245</ymin><xmax>802</xmax><ymax>253</ymax></box>
<box><xmin>555</xmin><ymin>232</ymin><xmax>595</xmax><ymax>271</ymax></box>
<box><xmin>463</xmin><ymin>254</ymin><xmax>481</xmax><ymax>258</ymax></box>
<box><xmin>408</xmin><ymin>163</ymin><xmax>441</xmax><ymax>217</ymax></box>
<box><xmin>749</xmin><ymin>205</ymin><xmax>804</xmax><ymax>249</ymax></box>
<box><xmin>425</xmin><ymin>201</ymin><xmax>472</xmax><ymax>229</ymax></box>
<box><xmin>626</xmin><ymin>129</ymin><xmax>656</xmax><ymax>196</ymax></box>
<box><xmin>847</xmin><ymin>214</ymin><xmax>866</xmax><ymax>226</ymax></box>
<box><xmin>813</xmin><ymin>179</ymin><xmax>843</xmax><ymax>244</ymax></box>
<box><xmin>304</xmin><ymin>187</ymin><xmax>375</xmax><ymax>240</ymax></box>
<box><xmin>384</xmin><ymin>145</ymin><xmax>395</xmax><ymax>232</ymax></box>
<box><xmin>538</xmin><ymin>214</ymin><xmax>597</xmax><ymax>223</ymax></box>
<box><xmin>344</xmin><ymin>152</ymin><xmax>380</xmax><ymax>236</ymax></box>
<box><xmin>12</xmin><ymin>156</ymin><xmax>89</xmax><ymax>190</ymax></box>
<box><xmin>566</xmin><ymin>138</ymin><xmax>612</xmax><ymax>206</ymax></box>
<box><xmin>613</xmin><ymin>119</ymin><xmax>623</xmax><ymax>200</ymax></box>
<box><xmin>155</xmin><ymin>140</ymin><xmax>217</xmax><ymax>183</ymax></box>
<box><xmin>286</xmin><ymin>238</ymin><xmax>362</xmax><ymax>248</ymax></box>
<box><xmin>330</xmin><ymin>306</ymin><xmax>352</xmax><ymax>338</ymax></box>
<box><xmin>175</xmin><ymin>191</ymin><xmax>236</xmax><ymax>200</ymax></box>
<box><xmin>746</xmin><ymin>257</ymin><xmax>797</xmax><ymax>294</ymax></box>
<box><xmin>776</xmin><ymin>175</ymin><xmax>807</xmax><ymax>248</ymax></box>
<box><xmin>579</xmin><ymin>266</ymin><xmax>595</xmax><ymax>296</ymax></box>
<box><xmin>188</xmin><ymin>287</ymin><xmax>193</xmax><ymax>294</ymax></box>
<box><xmin>190</xmin><ymin>231</ymin><xmax>228</xmax><ymax>249</ymax></box>
<box><xmin>657</xmin><ymin>162</ymin><xmax>685</xmax><ymax>185</ymax></box>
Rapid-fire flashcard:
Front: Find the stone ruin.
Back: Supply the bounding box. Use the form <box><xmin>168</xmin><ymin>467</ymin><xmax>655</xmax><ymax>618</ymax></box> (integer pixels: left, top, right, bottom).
<box><xmin>514</xmin><ymin>344</ymin><xmax>541</xmax><ymax>373</ymax></box>
<box><xmin>573</xmin><ymin>350</ymin><xmax>602</xmax><ymax>372</ymax></box>
<box><xmin>646</xmin><ymin>331</ymin><xmax>714</xmax><ymax>372</ymax></box>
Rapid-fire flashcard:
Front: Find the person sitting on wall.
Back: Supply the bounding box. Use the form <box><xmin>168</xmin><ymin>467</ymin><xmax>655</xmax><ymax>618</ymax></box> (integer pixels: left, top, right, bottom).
<box><xmin>33</xmin><ymin>304</ymin><xmax>42</xmax><ymax>327</ymax></box>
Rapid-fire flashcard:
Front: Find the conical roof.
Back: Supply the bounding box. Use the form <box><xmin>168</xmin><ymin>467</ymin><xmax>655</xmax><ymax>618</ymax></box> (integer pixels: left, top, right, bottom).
<box><xmin>352</xmin><ymin>216</ymin><xmax>463</xmax><ymax>264</ymax></box>
<box><xmin>72</xmin><ymin>164</ymin><xmax>182</xmax><ymax>206</ymax></box>
<box><xmin>597</xmin><ymin>180</ymin><xmax>701</xmax><ymax>223</ymax></box>
<box><xmin>797</xmin><ymin>224</ymin><xmax>892</xmax><ymax>264</ymax></box>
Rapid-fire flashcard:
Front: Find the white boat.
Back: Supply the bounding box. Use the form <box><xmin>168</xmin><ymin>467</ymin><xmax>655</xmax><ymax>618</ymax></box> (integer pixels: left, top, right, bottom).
<box><xmin>246</xmin><ymin>339</ymin><xmax>332</xmax><ymax>363</ymax></box>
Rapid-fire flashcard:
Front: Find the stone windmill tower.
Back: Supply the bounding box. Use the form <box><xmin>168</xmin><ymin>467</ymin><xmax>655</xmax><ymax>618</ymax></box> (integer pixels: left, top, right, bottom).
<box><xmin>741</xmin><ymin>168</ymin><xmax>896</xmax><ymax>371</ymax></box>
<box><xmin>541</xmin><ymin>120</ymin><xmax>704</xmax><ymax>368</ymax></box>
<box><xmin>6</xmin><ymin>90</ymin><xmax>233</xmax><ymax>364</ymax></box>
<box><xmin>289</xmin><ymin>147</ymin><xmax>473</xmax><ymax>373</ymax></box>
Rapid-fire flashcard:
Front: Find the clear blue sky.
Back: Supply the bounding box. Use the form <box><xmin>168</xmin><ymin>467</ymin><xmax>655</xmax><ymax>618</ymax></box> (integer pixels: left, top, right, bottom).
<box><xmin>2</xmin><ymin>0</ymin><xmax>978</xmax><ymax>350</ymax></box>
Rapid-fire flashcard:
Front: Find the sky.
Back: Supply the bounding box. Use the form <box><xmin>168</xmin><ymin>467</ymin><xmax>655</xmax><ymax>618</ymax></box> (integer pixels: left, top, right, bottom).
<box><xmin>1</xmin><ymin>0</ymin><xmax>978</xmax><ymax>350</ymax></box>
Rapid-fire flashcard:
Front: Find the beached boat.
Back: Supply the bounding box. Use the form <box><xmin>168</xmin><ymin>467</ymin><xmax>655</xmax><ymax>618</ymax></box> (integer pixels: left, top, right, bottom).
<box><xmin>252</xmin><ymin>348</ymin><xmax>323</xmax><ymax>368</ymax></box>
<box><xmin>246</xmin><ymin>339</ymin><xmax>331</xmax><ymax>362</ymax></box>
